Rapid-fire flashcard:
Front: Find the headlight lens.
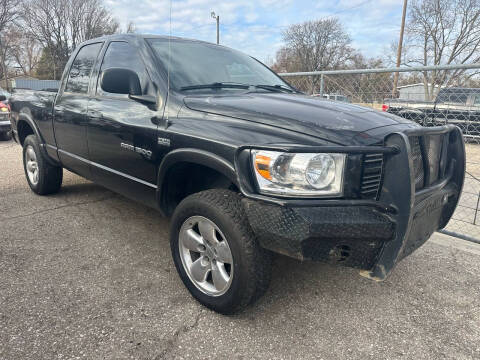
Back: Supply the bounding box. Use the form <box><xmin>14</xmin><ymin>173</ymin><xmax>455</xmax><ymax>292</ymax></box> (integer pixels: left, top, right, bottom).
<box><xmin>252</xmin><ymin>150</ymin><xmax>346</xmax><ymax>197</ymax></box>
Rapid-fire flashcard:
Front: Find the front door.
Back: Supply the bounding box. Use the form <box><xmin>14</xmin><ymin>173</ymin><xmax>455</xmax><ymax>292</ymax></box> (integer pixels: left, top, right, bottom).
<box><xmin>86</xmin><ymin>41</ymin><xmax>160</xmax><ymax>206</ymax></box>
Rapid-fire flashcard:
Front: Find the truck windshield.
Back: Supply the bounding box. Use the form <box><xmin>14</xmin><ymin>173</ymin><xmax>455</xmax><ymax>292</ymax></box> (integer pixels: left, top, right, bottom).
<box><xmin>147</xmin><ymin>38</ymin><xmax>292</xmax><ymax>93</ymax></box>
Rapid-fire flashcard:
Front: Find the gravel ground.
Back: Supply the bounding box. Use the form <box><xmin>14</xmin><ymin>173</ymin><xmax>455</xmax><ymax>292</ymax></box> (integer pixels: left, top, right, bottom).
<box><xmin>1</xmin><ymin>138</ymin><xmax>479</xmax><ymax>360</ymax></box>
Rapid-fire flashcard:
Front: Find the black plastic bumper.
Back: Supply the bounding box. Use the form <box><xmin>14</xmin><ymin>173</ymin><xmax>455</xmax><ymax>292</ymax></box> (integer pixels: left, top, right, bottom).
<box><xmin>0</xmin><ymin>117</ymin><xmax>10</xmax><ymax>133</ymax></box>
<box><xmin>242</xmin><ymin>125</ymin><xmax>465</xmax><ymax>281</ymax></box>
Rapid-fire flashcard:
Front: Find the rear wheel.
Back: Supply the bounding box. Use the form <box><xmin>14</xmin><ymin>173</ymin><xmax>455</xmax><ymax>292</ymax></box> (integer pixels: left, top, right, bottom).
<box><xmin>23</xmin><ymin>135</ymin><xmax>63</xmax><ymax>195</ymax></box>
<box><xmin>170</xmin><ymin>189</ymin><xmax>272</xmax><ymax>314</ymax></box>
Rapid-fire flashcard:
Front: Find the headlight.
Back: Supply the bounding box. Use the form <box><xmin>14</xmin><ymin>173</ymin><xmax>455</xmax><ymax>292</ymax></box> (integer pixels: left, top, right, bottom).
<box><xmin>252</xmin><ymin>150</ymin><xmax>346</xmax><ymax>197</ymax></box>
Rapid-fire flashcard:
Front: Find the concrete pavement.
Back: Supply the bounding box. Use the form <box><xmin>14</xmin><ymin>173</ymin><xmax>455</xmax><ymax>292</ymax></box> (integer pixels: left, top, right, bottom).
<box><xmin>1</xmin><ymin>139</ymin><xmax>479</xmax><ymax>359</ymax></box>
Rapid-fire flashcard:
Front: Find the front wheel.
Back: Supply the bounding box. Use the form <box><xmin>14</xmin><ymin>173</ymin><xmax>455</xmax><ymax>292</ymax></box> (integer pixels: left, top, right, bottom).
<box><xmin>170</xmin><ymin>190</ymin><xmax>272</xmax><ymax>314</ymax></box>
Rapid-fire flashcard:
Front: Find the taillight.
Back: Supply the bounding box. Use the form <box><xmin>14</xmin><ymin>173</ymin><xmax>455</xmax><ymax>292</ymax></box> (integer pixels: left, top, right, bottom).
<box><xmin>381</xmin><ymin>104</ymin><xmax>389</xmax><ymax>112</ymax></box>
<box><xmin>0</xmin><ymin>102</ymin><xmax>8</xmax><ymax>114</ymax></box>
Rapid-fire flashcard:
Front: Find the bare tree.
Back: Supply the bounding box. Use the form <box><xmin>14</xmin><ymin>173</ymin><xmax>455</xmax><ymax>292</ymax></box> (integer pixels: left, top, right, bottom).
<box><xmin>274</xmin><ymin>18</ymin><xmax>354</xmax><ymax>93</ymax></box>
<box><xmin>0</xmin><ymin>0</ymin><xmax>20</xmax><ymax>89</ymax></box>
<box><xmin>125</xmin><ymin>21</ymin><xmax>136</xmax><ymax>34</ymax></box>
<box><xmin>405</xmin><ymin>0</ymin><xmax>480</xmax><ymax>99</ymax></box>
<box><xmin>5</xmin><ymin>26</ymin><xmax>42</xmax><ymax>76</ymax></box>
<box><xmin>21</xmin><ymin>0</ymin><xmax>119</xmax><ymax>79</ymax></box>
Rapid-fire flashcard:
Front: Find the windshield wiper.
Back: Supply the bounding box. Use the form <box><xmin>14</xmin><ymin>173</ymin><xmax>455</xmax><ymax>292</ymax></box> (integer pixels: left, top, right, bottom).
<box><xmin>180</xmin><ymin>82</ymin><xmax>250</xmax><ymax>91</ymax></box>
<box><xmin>180</xmin><ymin>82</ymin><xmax>296</xmax><ymax>94</ymax></box>
<box><xmin>254</xmin><ymin>84</ymin><xmax>295</xmax><ymax>93</ymax></box>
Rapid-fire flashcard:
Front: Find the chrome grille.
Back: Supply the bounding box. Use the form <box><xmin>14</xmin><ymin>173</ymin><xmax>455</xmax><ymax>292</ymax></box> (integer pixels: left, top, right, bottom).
<box><xmin>360</xmin><ymin>153</ymin><xmax>383</xmax><ymax>199</ymax></box>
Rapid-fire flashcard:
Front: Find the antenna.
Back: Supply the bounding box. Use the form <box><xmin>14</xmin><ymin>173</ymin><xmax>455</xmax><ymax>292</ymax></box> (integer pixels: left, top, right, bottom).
<box><xmin>167</xmin><ymin>0</ymin><xmax>172</xmax><ymax>122</ymax></box>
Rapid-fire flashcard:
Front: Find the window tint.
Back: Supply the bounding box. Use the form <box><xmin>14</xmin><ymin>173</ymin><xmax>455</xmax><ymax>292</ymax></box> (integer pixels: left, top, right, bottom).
<box><xmin>436</xmin><ymin>88</ymin><xmax>480</xmax><ymax>104</ymax></box>
<box><xmin>98</xmin><ymin>41</ymin><xmax>148</xmax><ymax>95</ymax></box>
<box><xmin>65</xmin><ymin>43</ymin><xmax>102</xmax><ymax>94</ymax></box>
<box><xmin>147</xmin><ymin>39</ymin><xmax>291</xmax><ymax>91</ymax></box>
<box><xmin>452</xmin><ymin>93</ymin><xmax>468</xmax><ymax>104</ymax></box>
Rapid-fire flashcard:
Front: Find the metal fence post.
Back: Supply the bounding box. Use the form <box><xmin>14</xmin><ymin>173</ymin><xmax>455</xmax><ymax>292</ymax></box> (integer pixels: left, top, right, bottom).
<box><xmin>474</xmin><ymin>190</ymin><xmax>480</xmax><ymax>225</ymax></box>
<box><xmin>320</xmin><ymin>74</ymin><xmax>324</xmax><ymax>97</ymax></box>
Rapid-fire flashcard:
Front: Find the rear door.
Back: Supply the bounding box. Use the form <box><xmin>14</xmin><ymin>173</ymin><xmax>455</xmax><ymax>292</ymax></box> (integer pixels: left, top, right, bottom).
<box><xmin>86</xmin><ymin>41</ymin><xmax>160</xmax><ymax>206</ymax></box>
<box><xmin>54</xmin><ymin>42</ymin><xmax>103</xmax><ymax>177</ymax></box>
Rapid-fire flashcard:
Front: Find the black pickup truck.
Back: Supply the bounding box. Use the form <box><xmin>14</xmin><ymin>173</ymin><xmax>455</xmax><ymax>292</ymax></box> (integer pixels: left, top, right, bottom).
<box><xmin>383</xmin><ymin>87</ymin><xmax>480</xmax><ymax>139</ymax></box>
<box><xmin>9</xmin><ymin>34</ymin><xmax>465</xmax><ymax>313</ymax></box>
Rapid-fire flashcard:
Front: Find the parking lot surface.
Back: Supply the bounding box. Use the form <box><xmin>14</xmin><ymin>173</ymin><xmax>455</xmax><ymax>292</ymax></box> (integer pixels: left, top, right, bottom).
<box><xmin>1</xmin><ymin>139</ymin><xmax>480</xmax><ymax>360</ymax></box>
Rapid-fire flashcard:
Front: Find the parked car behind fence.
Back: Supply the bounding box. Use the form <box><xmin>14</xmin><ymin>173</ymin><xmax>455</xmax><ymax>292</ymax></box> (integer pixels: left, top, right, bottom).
<box><xmin>383</xmin><ymin>87</ymin><xmax>480</xmax><ymax>140</ymax></box>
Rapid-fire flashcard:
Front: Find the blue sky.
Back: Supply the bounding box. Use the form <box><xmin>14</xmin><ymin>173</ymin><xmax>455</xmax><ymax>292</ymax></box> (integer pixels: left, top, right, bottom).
<box><xmin>105</xmin><ymin>0</ymin><xmax>403</xmax><ymax>64</ymax></box>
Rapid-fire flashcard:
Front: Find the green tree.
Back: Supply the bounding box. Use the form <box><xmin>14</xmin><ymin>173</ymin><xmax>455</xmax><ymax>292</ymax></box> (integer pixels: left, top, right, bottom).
<box><xmin>35</xmin><ymin>47</ymin><xmax>57</xmax><ymax>80</ymax></box>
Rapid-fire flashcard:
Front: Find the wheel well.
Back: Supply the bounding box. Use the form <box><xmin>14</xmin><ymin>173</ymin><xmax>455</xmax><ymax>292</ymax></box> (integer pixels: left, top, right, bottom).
<box><xmin>161</xmin><ymin>162</ymin><xmax>239</xmax><ymax>216</ymax></box>
<box><xmin>17</xmin><ymin>120</ymin><xmax>35</xmax><ymax>146</ymax></box>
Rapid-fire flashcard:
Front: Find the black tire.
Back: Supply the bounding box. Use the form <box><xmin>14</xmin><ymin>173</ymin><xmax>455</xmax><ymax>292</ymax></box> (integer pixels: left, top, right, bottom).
<box><xmin>170</xmin><ymin>189</ymin><xmax>272</xmax><ymax>314</ymax></box>
<box><xmin>23</xmin><ymin>135</ymin><xmax>63</xmax><ymax>195</ymax></box>
<box><xmin>0</xmin><ymin>131</ymin><xmax>11</xmax><ymax>141</ymax></box>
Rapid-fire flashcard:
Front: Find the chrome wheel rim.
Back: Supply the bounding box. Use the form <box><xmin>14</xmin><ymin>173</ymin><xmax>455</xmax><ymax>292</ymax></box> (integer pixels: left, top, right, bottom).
<box><xmin>25</xmin><ymin>145</ymin><xmax>39</xmax><ymax>185</ymax></box>
<box><xmin>178</xmin><ymin>216</ymin><xmax>234</xmax><ymax>296</ymax></box>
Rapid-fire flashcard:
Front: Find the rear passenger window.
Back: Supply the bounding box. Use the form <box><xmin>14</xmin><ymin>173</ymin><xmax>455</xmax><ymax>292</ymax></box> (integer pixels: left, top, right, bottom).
<box><xmin>98</xmin><ymin>41</ymin><xmax>150</xmax><ymax>96</ymax></box>
<box><xmin>65</xmin><ymin>43</ymin><xmax>102</xmax><ymax>94</ymax></box>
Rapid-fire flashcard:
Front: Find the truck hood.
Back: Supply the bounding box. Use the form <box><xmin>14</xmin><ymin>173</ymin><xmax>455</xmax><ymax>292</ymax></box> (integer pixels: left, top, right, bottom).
<box><xmin>184</xmin><ymin>93</ymin><xmax>413</xmax><ymax>145</ymax></box>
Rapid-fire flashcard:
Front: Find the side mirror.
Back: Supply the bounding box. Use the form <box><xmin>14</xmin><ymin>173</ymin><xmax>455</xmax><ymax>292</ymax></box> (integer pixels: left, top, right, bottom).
<box><xmin>100</xmin><ymin>68</ymin><xmax>141</xmax><ymax>95</ymax></box>
<box><xmin>0</xmin><ymin>95</ymin><xmax>6</xmax><ymax>102</ymax></box>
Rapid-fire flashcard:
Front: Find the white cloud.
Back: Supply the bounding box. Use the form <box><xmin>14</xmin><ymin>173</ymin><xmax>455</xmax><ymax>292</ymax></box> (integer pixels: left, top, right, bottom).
<box><xmin>105</xmin><ymin>0</ymin><xmax>403</xmax><ymax>62</ymax></box>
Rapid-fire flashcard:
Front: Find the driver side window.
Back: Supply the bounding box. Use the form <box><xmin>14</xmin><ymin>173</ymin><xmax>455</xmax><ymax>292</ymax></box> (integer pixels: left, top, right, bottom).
<box><xmin>97</xmin><ymin>41</ymin><xmax>150</xmax><ymax>97</ymax></box>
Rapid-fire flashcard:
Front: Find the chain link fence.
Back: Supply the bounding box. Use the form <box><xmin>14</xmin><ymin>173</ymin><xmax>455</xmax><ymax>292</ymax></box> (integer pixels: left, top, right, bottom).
<box><xmin>280</xmin><ymin>64</ymin><xmax>480</xmax><ymax>242</ymax></box>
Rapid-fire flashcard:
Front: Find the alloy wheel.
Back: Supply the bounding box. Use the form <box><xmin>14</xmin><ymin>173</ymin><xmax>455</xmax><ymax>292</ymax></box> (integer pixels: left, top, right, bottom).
<box><xmin>178</xmin><ymin>216</ymin><xmax>234</xmax><ymax>296</ymax></box>
<box><xmin>25</xmin><ymin>145</ymin><xmax>39</xmax><ymax>185</ymax></box>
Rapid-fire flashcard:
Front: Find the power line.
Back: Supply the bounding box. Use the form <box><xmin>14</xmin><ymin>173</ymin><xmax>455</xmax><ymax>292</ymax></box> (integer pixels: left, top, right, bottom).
<box><xmin>330</xmin><ymin>0</ymin><xmax>375</xmax><ymax>14</ymax></box>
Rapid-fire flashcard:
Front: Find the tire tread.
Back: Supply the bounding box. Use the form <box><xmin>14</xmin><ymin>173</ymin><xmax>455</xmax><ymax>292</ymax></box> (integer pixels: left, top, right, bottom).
<box><xmin>171</xmin><ymin>189</ymin><xmax>272</xmax><ymax>313</ymax></box>
<box><xmin>23</xmin><ymin>135</ymin><xmax>62</xmax><ymax>195</ymax></box>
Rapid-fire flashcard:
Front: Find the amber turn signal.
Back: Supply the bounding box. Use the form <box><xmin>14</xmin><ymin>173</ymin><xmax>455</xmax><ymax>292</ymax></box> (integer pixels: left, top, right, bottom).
<box><xmin>254</xmin><ymin>154</ymin><xmax>272</xmax><ymax>180</ymax></box>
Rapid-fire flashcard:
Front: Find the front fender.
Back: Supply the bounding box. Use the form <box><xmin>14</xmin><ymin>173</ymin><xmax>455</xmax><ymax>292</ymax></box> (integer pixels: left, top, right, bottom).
<box><xmin>156</xmin><ymin>148</ymin><xmax>238</xmax><ymax>213</ymax></box>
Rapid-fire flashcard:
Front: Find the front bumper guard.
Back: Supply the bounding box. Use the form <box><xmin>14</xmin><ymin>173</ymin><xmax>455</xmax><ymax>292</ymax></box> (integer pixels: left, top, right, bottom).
<box><xmin>364</xmin><ymin>125</ymin><xmax>464</xmax><ymax>280</ymax></box>
<box><xmin>237</xmin><ymin>125</ymin><xmax>465</xmax><ymax>281</ymax></box>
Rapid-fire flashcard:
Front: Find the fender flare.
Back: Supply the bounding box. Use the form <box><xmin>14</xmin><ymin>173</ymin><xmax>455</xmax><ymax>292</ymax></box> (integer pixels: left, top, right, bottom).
<box><xmin>17</xmin><ymin>112</ymin><xmax>43</xmax><ymax>144</ymax></box>
<box><xmin>156</xmin><ymin>148</ymin><xmax>239</xmax><ymax>212</ymax></box>
<box><xmin>17</xmin><ymin>112</ymin><xmax>59</xmax><ymax>166</ymax></box>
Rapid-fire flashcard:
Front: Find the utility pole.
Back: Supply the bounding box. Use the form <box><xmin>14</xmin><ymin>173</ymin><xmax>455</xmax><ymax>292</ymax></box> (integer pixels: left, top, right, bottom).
<box><xmin>392</xmin><ymin>0</ymin><xmax>408</xmax><ymax>98</ymax></box>
<box><xmin>211</xmin><ymin>11</ymin><xmax>219</xmax><ymax>44</ymax></box>
<box><xmin>0</xmin><ymin>35</ymin><xmax>9</xmax><ymax>91</ymax></box>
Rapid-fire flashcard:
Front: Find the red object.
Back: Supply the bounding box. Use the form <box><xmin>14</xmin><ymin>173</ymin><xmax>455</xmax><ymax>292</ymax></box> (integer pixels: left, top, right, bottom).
<box><xmin>381</xmin><ymin>104</ymin><xmax>389</xmax><ymax>112</ymax></box>
<box><xmin>0</xmin><ymin>101</ymin><xmax>10</xmax><ymax>111</ymax></box>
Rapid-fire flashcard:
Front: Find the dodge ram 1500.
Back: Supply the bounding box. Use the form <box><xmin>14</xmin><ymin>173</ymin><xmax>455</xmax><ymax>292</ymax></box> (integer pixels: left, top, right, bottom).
<box><xmin>9</xmin><ymin>34</ymin><xmax>465</xmax><ymax>313</ymax></box>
